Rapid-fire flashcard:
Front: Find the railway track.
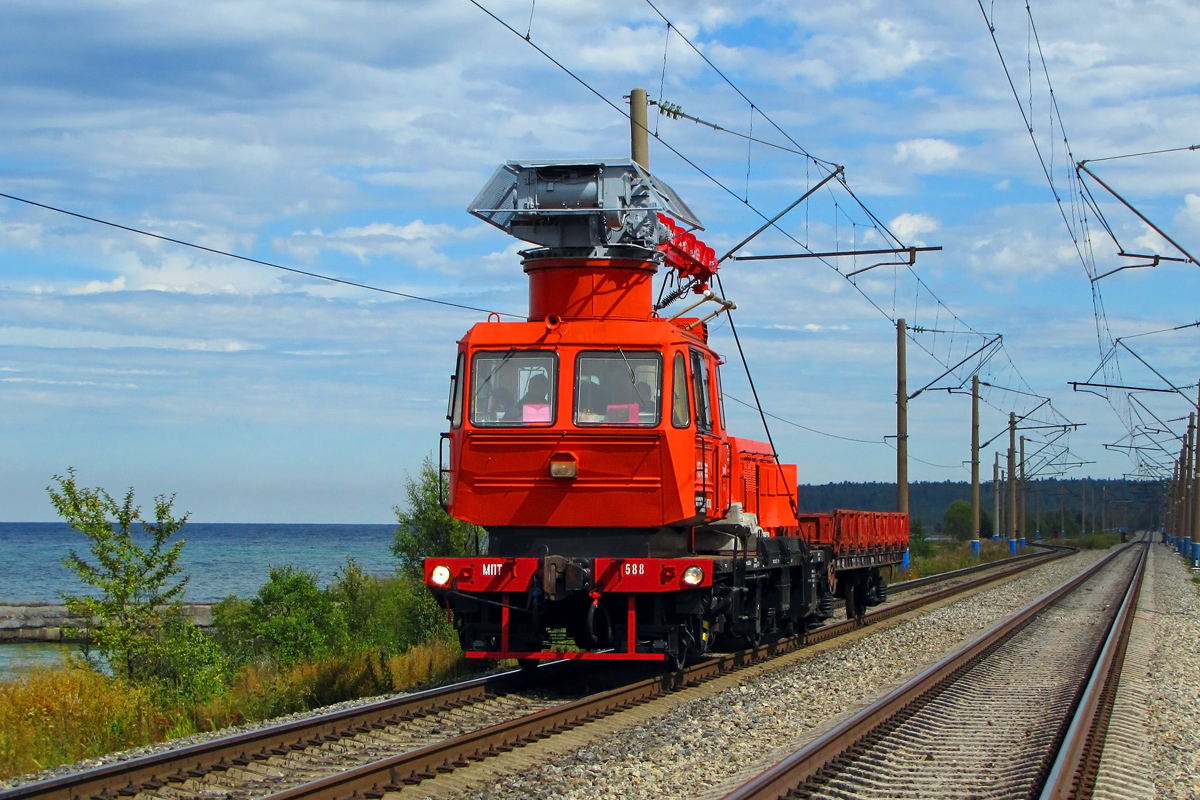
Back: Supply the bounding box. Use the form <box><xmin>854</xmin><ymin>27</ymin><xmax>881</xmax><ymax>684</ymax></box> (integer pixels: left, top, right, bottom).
<box><xmin>721</xmin><ymin>539</ymin><xmax>1147</xmax><ymax>800</ymax></box>
<box><xmin>0</xmin><ymin>543</ymin><xmax>1071</xmax><ymax>800</ymax></box>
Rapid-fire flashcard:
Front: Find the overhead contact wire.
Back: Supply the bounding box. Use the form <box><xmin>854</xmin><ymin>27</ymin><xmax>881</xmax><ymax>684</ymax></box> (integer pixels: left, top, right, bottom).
<box><xmin>473</xmin><ymin>0</ymin><xmax>1070</xmax><ymax>437</ymax></box>
<box><xmin>0</xmin><ymin>191</ymin><xmax>522</xmax><ymax>318</ymax></box>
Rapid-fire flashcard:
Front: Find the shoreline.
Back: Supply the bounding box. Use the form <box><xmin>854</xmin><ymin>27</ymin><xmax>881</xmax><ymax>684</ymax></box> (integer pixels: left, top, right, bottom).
<box><xmin>0</xmin><ymin>605</ymin><xmax>215</xmax><ymax>643</ymax></box>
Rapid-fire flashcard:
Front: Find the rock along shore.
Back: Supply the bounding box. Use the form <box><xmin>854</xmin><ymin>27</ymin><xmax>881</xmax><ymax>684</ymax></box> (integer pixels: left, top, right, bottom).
<box><xmin>0</xmin><ymin>604</ymin><xmax>214</xmax><ymax>643</ymax></box>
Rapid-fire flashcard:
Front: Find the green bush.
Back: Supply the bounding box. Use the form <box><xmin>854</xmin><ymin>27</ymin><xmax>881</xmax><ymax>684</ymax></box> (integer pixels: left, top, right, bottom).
<box><xmin>908</xmin><ymin>518</ymin><xmax>936</xmax><ymax>559</ymax></box>
<box><xmin>212</xmin><ymin>566</ymin><xmax>349</xmax><ymax>668</ymax></box>
<box><xmin>154</xmin><ymin>615</ymin><xmax>230</xmax><ymax>702</ymax></box>
<box><xmin>392</xmin><ymin>456</ymin><xmax>486</xmax><ymax>577</ymax></box>
<box><xmin>328</xmin><ymin>560</ymin><xmax>453</xmax><ymax>656</ymax></box>
<box><xmin>1059</xmin><ymin>533</ymin><xmax>1120</xmax><ymax>550</ymax></box>
<box><xmin>942</xmin><ymin>499</ymin><xmax>993</xmax><ymax>541</ymax></box>
<box><xmin>49</xmin><ymin>468</ymin><xmax>190</xmax><ymax>684</ymax></box>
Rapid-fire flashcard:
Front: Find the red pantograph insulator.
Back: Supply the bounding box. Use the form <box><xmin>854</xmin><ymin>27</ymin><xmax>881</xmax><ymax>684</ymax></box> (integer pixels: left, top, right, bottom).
<box><xmin>656</xmin><ymin>213</ymin><xmax>718</xmax><ymax>290</ymax></box>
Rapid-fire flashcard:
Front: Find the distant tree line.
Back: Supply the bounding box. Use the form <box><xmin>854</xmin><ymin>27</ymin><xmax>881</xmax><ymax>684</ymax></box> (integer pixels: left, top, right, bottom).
<box><xmin>799</xmin><ymin>478</ymin><xmax>1165</xmax><ymax>535</ymax></box>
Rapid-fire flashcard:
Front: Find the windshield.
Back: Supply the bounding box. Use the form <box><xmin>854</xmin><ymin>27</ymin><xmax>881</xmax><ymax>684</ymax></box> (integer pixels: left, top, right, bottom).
<box><xmin>470</xmin><ymin>351</ymin><xmax>557</xmax><ymax>426</ymax></box>
<box><xmin>575</xmin><ymin>351</ymin><xmax>662</xmax><ymax>426</ymax></box>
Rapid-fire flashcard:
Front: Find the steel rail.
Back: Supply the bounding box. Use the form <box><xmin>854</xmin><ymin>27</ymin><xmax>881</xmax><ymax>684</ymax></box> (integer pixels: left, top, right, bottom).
<box><xmin>1038</xmin><ymin>543</ymin><xmax>1148</xmax><ymax>799</ymax></box>
<box><xmin>720</xmin><ymin>542</ymin><xmax>1142</xmax><ymax>800</ymax></box>
<box><xmin>1</xmin><ymin>543</ymin><xmax>1075</xmax><ymax>800</ymax></box>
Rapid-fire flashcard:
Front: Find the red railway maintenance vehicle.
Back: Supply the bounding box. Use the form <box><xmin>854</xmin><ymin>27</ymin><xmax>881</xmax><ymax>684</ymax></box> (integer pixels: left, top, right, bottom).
<box><xmin>424</xmin><ymin>158</ymin><xmax>907</xmax><ymax>669</ymax></box>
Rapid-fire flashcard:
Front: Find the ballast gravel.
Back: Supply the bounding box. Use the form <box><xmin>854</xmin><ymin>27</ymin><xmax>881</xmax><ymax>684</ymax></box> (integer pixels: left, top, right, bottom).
<box><xmin>441</xmin><ymin>548</ymin><xmax>1133</xmax><ymax>800</ymax></box>
<box><xmin>1145</xmin><ymin>542</ymin><xmax>1200</xmax><ymax>800</ymax></box>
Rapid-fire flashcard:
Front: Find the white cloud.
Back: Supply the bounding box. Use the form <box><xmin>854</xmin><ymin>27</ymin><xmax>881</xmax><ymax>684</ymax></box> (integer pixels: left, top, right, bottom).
<box><xmin>2</xmin><ymin>376</ymin><xmax>138</xmax><ymax>389</ymax></box>
<box><xmin>889</xmin><ymin>213</ymin><xmax>940</xmax><ymax>245</ymax></box>
<box><xmin>68</xmin><ymin>276</ymin><xmax>127</xmax><ymax>295</ymax></box>
<box><xmin>0</xmin><ymin>326</ymin><xmax>261</xmax><ymax>352</ymax></box>
<box><xmin>276</xmin><ymin>220</ymin><xmax>465</xmax><ymax>271</ymax></box>
<box><xmin>0</xmin><ymin>221</ymin><xmax>43</xmax><ymax>249</ymax></box>
<box><xmin>894</xmin><ymin>138</ymin><xmax>963</xmax><ymax>169</ymax></box>
<box><xmin>1174</xmin><ymin>193</ymin><xmax>1200</xmax><ymax>234</ymax></box>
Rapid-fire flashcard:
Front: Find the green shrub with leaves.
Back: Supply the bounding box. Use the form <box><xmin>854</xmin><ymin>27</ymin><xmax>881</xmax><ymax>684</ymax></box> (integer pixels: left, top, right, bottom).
<box><xmin>213</xmin><ymin>566</ymin><xmax>349</xmax><ymax>668</ymax></box>
<box><xmin>49</xmin><ymin>469</ymin><xmax>187</xmax><ymax>682</ymax></box>
<box><xmin>392</xmin><ymin>456</ymin><xmax>486</xmax><ymax>577</ymax></box>
<box><xmin>908</xmin><ymin>518</ymin><xmax>936</xmax><ymax>559</ymax></box>
<box><xmin>941</xmin><ymin>499</ymin><xmax>993</xmax><ymax>541</ymax></box>
<box><xmin>325</xmin><ymin>560</ymin><xmax>452</xmax><ymax>655</ymax></box>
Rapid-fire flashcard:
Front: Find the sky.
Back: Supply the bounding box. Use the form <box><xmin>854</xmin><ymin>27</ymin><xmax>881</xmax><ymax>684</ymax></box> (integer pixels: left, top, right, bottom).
<box><xmin>1</xmin><ymin>0</ymin><xmax>1198</xmax><ymax>522</ymax></box>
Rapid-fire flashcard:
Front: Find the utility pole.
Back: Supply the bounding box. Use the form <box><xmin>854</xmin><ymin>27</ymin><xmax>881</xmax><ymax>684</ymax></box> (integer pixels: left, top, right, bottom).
<box><xmin>1008</xmin><ymin>412</ymin><xmax>1017</xmax><ymax>554</ymax></box>
<box><xmin>993</xmin><ymin>453</ymin><xmax>1001</xmax><ymax>542</ymax></box>
<box><xmin>1169</xmin><ymin>459</ymin><xmax>1180</xmax><ymax>544</ymax></box>
<box><xmin>629</xmin><ymin>88</ymin><xmax>649</xmax><ymax>169</ymax></box>
<box><xmin>1102</xmin><ymin>485</ymin><xmax>1107</xmax><ymax>535</ymax></box>
<box><xmin>1081</xmin><ymin>479</ymin><xmax>1087</xmax><ymax>537</ymax></box>
<box><xmin>1182</xmin><ymin>437</ymin><xmax>1190</xmax><ymax>549</ymax></box>
<box><xmin>1059</xmin><ymin>482</ymin><xmax>1065</xmax><ymax>538</ymax></box>
<box><xmin>1035</xmin><ymin>481</ymin><xmax>1041</xmax><ymax>540</ymax></box>
<box><xmin>897</xmin><ymin>318</ymin><xmax>909</xmax><ymax>521</ymax></box>
<box><xmin>971</xmin><ymin>375</ymin><xmax>981</xmax><ymax>556</ymax></box>
<box><xmin>1019</xmin><ymin>435</ymin><xmax>1027</xmax><ymax>548</ymax></box>
<box><xmin>1186</xmin><ymin>412</ymin><xmax>1196</xmax><ymax>557</ymax></box>
<box><xmin>1193</xmin><ymin>384</ymin><xmax>1200</xmax><ymax>564</ymax></box>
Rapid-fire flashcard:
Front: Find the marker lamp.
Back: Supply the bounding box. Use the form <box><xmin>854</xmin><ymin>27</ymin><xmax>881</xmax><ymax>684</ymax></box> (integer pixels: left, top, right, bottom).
<box><xmin>430</xmin><ymin>565</ymin><xmax>452</xmax><ymax>586</ymax></box>
<box><xmin>549</xmin><ymin>455</ymin><xmax>577</xmax><ymax>479</ymax></box>
<box><xmin>682</xmin><ymin>565</ymin><xmax>704</xmax><ymax>586</ymax></box>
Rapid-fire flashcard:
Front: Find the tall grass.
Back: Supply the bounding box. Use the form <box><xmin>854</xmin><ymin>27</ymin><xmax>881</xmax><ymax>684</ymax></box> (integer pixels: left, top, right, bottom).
<box><xmin>902</xmin><ymin>539</ymin><xmax>1013</xmax><ymax>580</ymax></box>
<box><xmin>899</xmin><ymin>531</ymin><xmax>1122</xmax><ymax>582</ymax></box>
<box><xmin>1</xmin><ymin>638</ymin><xmax>468</xmax><ymax>781</ymax></box>
<box><xmin>1056</xmin><ymin>533</ymin><xmax>1120</xmax><ymax>550</ymax></box>
<box><xmin>0</xmin><ymin>662</ymin><xmax>172</xmax><ymax>780</ymax></box>
<box><xmin>190</xmin><ymin>637</ymin><xmax>468</xmax><ymax>732</ymax></box>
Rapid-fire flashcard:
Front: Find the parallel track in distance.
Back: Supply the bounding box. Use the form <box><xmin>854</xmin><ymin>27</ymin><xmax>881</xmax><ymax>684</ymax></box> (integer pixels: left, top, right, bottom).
<box><xmin>721</xmin><ymin>539</ymin><xmax>1145</xmax><ymax>800</ymax></box>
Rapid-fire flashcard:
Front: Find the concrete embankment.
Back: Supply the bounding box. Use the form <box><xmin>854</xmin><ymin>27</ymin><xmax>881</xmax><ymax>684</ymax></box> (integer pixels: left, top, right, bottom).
<box><xmin>0</xmin><ymin>605</ymin><xmax>214</xmax><ymax>643</ymax></box>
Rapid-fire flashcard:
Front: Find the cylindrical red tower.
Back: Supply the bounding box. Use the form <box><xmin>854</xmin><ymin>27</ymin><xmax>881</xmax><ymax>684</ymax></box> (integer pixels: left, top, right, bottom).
<box><xmin>523</xmin><ymin>256</ymin><xmax>658</xmax><ymax>321</ymax></box>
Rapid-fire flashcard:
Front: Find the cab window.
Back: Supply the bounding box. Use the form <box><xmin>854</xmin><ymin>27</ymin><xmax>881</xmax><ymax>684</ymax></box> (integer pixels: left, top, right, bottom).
<box><xmin>447</xmin><ymin>351</ymin><xmax>466</xmax><ymax>429</ymax></box>
<box><xmin>671</xmin><ymin>352</ymin><xmax>690</xmax><ymax>428</ymax></box>
<box><xmin>690</xmin><ymin>349</ymin><xmax>712</xmax><ymax>433</ymax></box>
<box><xmin>575</xmin><ymin>350</ymin><xmax>662</xmax><ymax>426</ymax></box>
<box><xmin>714</xmin><ymin>362</ymin><xmax>726</xmax><ymax>431</ymax></box>
<box><xmin>469</xmin><ymin>351</ymin><xmax>557</xmax><ymax>426</ymax></box>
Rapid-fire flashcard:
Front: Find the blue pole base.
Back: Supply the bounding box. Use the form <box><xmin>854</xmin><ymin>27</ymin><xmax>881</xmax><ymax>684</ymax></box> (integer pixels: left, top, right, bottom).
<box><xmin>1019</xmin><ymin>537</ymin><xmax>1026</xmax><ymax>548</ymax></box>
<box><xmin>901</xmin><ymin>549</ymin><xmax>911</xmax><ymax>570</ymax></box>
<box><xmin>1035</xmin><ymin>530</ymin><xmax>1041</xmax><ymax>539</ymax></box>
<box><xmin>971</xmin><ymin>540</ymin><xmax>981</xmax><ymax>557</ymax></box>
<box><xmin>1008</xmin><ymin>539</ymin><xmax>1018</xmax><ymax>555</ymax></box>
<box><xmin>992</xmin><ymin>534</ymin><xmax>999</xmax><ymax>541</ymax></box>
<box><xmin>1192</xmin><ymin>541</ymin><xmax>1199</xmax><ymax>564</ymax></box>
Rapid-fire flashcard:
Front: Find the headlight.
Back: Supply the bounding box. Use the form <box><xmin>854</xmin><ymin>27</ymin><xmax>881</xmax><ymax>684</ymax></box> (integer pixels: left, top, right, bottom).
<box><xmin>682</xmin><ymin>565</ymin><xmax>704</xmax><ymax>585</ymax></box>
<box><xmin>430</xmin><ymin>565</ymin><xmax>452</xmax><ymax>586</ymax></box>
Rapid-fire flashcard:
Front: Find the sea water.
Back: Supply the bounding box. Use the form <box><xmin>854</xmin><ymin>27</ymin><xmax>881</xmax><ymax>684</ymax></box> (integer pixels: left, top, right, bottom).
<box><xmin>0</xmin><ymin>522</ymin><xmax>399</xmax><ymax>676</ymax></box>
<box><xmin>0</xmin><ymin>522</ymin><xmax>399</xmax><ymax>604</ymax></box>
